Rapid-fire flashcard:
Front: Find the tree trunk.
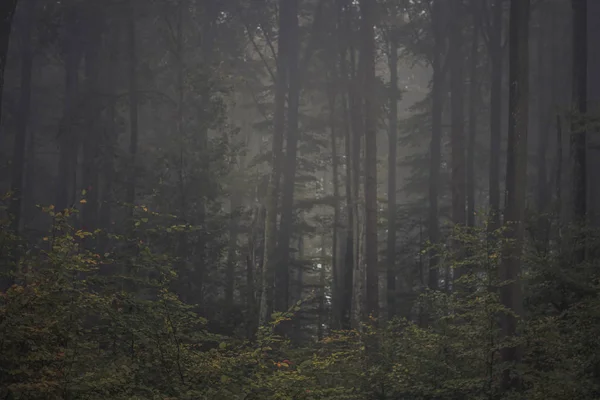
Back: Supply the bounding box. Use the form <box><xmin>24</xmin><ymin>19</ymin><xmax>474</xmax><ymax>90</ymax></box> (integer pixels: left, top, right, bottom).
<box><xmin>126</xmin><ymin>0</ymin><xmax>139</xmax><ymax>215</ymax></box>
<box><xmin>428</xmin><ymin>0</ymin><xmax>445</xmax><ymax>290</ymax></box>
<box><xmin>467</xmin><ymin>2</ymin><xmax>480</xmax><ymax>229</ymax></box>
<box><xmin>259</xmin><ymin>0</ymin><xmax>289</xmax><ymax>325</ymax></box>
<box><xmin>500</xmin><ymin>0</ymin><xmax>529</xmax><ymax>391</ymax></box>
<box><xmin>340</xmin><ymin>46</ymin><xmax>354</xmax><ymax>330</ymax></box>
<box><xmin>225</xmin><ymin>195</ymin><xmax>241</xmax><ymax>311</ymax></box>
<box><xmin>9</xmin><ymin>0</ymin><xmax>35</xmax><ymax>232</ymax></box>
<box><xmin>0</xmin><ymin>0</ymin><xmax>18</xmax><ymax>141</ymax></box>
<box><xmin>275</xmin><ymin>0</ymin><xmax>299</xmax><ymax>313</ymax></box>
<box><xmin>327</xmin><ymin>72</ymin><xmax>341</xmax><ymax>328</ymax></box>
<box><xmin>81</xmin><ymin>8</ymin><xmax>103</xmax><ymax>235</ymax></box>
<box><xmin>56</xmin><ymin>5</ymin><xmax>81</xmax><ymax>211</ymax></box>
<box><xmin>450</xmin><ymin>0</ymin><xmax>466</xmax><ymax>284</ymax></box>
<box><xmin>360</xmin><ymin>0</ymin><xmax>378</xmax><ymax>321</ymax></box>
<box><xmin>386</xmin><ymin>32</ymin><xmax>398</xmax><ymax>319</ymax></box>
<box><xmin>571</xmin><ymin>0</ymin><xmax>587</xmax><ymax>261</ymax></box>
<box><xmin>488</xmin><ymin>0</ymin><xmax>503</xmax><ymax>231</ymax></box>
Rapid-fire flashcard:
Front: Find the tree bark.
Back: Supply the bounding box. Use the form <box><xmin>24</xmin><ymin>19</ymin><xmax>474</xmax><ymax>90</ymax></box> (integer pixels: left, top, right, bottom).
<box><xmin>0</xmin><ymin>0</ymin><xmax>18</xmax><ymax>142</ymax></box>
<box><xmin>259</xmin><ymin>0</ymin><xmax>290</xmax><ymax>325</ymax></box>
<box><xmin>126</xmin><ymin>0</ymin><xmax>139</xmax><ymax>215</ymax></box>
<box><xmin>428</xmin><ymin>0</ymin><xmax>445</xmax><ymax>290</ymax></box>
<box><xmin>275</xmin><ymin>0</ymin><xmax>299</xmax><ymax>313</ymax></box>
<box><xmin>360</xmin><ymin>0</ymin><xmax>378</xmax><ymax>321</ymax></box>
<box><xmin>386</xmin><ymin>31</ymin><xmax>398</xmax><ymax>318</ymax></box>
<box><xmin>488</xmin><ymin>0</ymin><xmax>503</xmax><ymax>231</ymax></box>
<box><xmin>500</xmin><ymin>0</ymin><xmax>530</xmax><ymax>391</ymax></box>
<box><xmin>467</xmin><ymin>2</ymin><xmax>480</xmax><ymax>229</ymax></box>
<box><xmin>571</xmin><ymin>0</ymin><xmax>587</xmax><ymax>261</ymax></box>
<box><xmin>450</xmin><ymin>0</ymin><xmax>466</xmax><ymax>284</ymax></box>
<box><xmin>9</xmin><ymin>0</ymin><xmax>35</xmax><ymax>232</ymax></box>
<box><xmin>56</xmin><ymin>5</ymin><xmax>81</xmax><ymax>211</ymax></box>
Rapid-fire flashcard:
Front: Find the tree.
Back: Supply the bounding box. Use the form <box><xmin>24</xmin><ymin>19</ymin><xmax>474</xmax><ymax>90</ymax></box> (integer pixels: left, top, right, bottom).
<box><xmin>0</xmin><ymin>0</ymin><xmax>18</xmax><ymax>140</ymax></box>
<box><xmin>8</xmin><ymin>0</ymin><xmax>35</xmax><ymax>232</ymax></box>
<box><xmin>259</xmin><ymin>0</ymin><xmax>290</xmax><ymax>325</ymax></box>
<box><xmin>500</xmin><ymin>0</ymin><xmax>529</xmax><ymax>391</ymax></box>
<box><xmin>360</xmin><ymin>0</ymin><xmax>378</xmax><ymax>321</ymax></box>
<box><xmin>387</xmin><ymin>28</ymin><xmax>398</xmax><ymax>318</ymax></box>
<box><xmin>571</xmin><ymin>0</ymin><xmax>587</xmax><ymax>250</ymax></box>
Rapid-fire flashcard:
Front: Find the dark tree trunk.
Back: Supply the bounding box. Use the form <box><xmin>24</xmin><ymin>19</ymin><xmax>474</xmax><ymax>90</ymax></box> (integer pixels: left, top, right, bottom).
<box><xmin>386</xmin><ymin>32</ymin><xmax>398</xmax><ymax>318</ymax></box>
<box><xmin>450</xmin><ymin>0</ymin><xmax>466</xmax><ymax>284</ymax></box>
<box><xmin>9</xmin><ymin>0</ymin><xmax>35</xmax><ymax>232</ymax></box>
<box><xmin>126</xmin><ymin>0</ymin><xmax>139</xmax><ymax>215</ymax></box>
<box><xmin>500</xmin><ymin>0</ymin><xmax>530</xmax><ymax>391</ymax></box>
<box><xmin>327</xmin><ymin>73</ymin><xmax>341</xmax><ymax>328</ymax></box>
<box><xmin>259</xmin><ymin>0</ymin><xmax>290</xmax><ymax>325</ymax></box>
<box><xmin>360</xmin><ymin>0</ymin><xmax>378</xmax><ymax>321</ymax></box>
<box><xmin>428</xmin><ymin>0</ymin><xmax>445</xmax><ymax>290</ymax></box>
<box><xmin>275</xmin><ymin>0</ymin><xmax>299</xmax><ymax>313</ymax></box>
<box><xmin>81</xmin><ymin>7</ymin><xmax>103</xmax><ymax>235</ymax></box>
<box><xmin>488</xmin><ymin>0</ymin><xmax>503</xmax><ymax>231</ymax></box>
<box><xmin>467</xmin><ymin>2</ymin><xmax>480</xmax><ymax>229</ymax></box>
<box><xmin>225</xmin><ymin>195</ymin><xmax>241</xmax><ymax>311</ymax></box>
<box><xmin>571</xmin><ymin>0</ymin><xmax>587</xmax><ymax>261</ymax></box>
<box><xmin>56</xmin><ymin>5</ymin><xmax>81</xmax><ymax>211</ymax></box>
<box><xmin>0</xmin><ymin>0</ymin><xmax>18</xmax><ymax>141</ymax></box>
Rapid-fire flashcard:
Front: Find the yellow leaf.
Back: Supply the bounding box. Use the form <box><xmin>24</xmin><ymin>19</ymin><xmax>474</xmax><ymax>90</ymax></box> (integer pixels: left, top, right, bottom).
<box><xmin>80</xmin><ymin>199</ymin><xmax>87</xmax><ymax>204</ymax></box>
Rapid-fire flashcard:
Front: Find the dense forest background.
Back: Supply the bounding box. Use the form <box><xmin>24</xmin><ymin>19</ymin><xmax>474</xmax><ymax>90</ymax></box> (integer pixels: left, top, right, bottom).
<box><xmin>1</xmin><ymin>0</ymin><xmax>600</xmax><ymax>398</ymax></box>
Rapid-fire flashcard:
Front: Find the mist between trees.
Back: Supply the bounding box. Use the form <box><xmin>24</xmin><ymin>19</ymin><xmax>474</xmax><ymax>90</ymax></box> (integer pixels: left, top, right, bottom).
<box><xmin>0</xmin><ymin>0</ymin><xmax>599</xmax><ymax>399</ymax></box>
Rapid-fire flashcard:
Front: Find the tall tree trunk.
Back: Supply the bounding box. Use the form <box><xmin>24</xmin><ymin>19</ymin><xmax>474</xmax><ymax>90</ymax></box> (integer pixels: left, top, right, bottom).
<box><xmin>327</xmin><ymin>73</ymin><xmax>341</xmax><ymax>328</ymax></box>
<box><xmin>571</xmin><ymin>0</ymin><xmax>587</xmax><ymax>261</ymax></box>
<box><xmin>0</xmin><ymin>0</ymin><xmax>18</xmax><ymax>141</ymax></box>
<box><xmin>126</xmin><ymin>0</ymin><xmax>139</xmax><ymax>216</ymax></box>
<box><xmin>450</xmin><ymin>0</ymin><xmax>466</xmax><ymax>284</ymax></box>
<box><xmin>428</xmin><ymin>0</ymin><xmax>445</xmax><ymax>290</ymax></box>
<box><xmin>9</xmin><ymin>0</ymin><xmax>35</xmax><ymax>232</ymax></box>
<box><xmin>386</xmin><ymin>32</ymin><xmax>398</xmax><ymax>318</ymax></box>
<box><xmin>225</xmin><ymin>195</ymin><xmax>241</xmax><ymax>311</ymax></box>
<box><xmin>500</xmin><ymin>0</ymin><xmax>529</xmax><ymax>391</ymax></box>
<box><xmin>467</xmin><ymin>2</ymin><xmax>480</xmax><ymax>229</ymax></box>
<box><xmin>535</xmin><ymin>12</ymin><xmax>549</xmax><ymax>213</ymax></box>
<box><xmin>340</xmin><ymin>44</ymin><xmax>354</xmax><ymax>330</ymax></box>
<box><xmin>488</xmin><ymin>0</ymin><xmax>503</xmax><ymax>230</ymax></box>
<box><xmin>360</xmin><ymin>0</ymin><xmax>378</xmax><ymax>321</ymax></box>
<box><xmin>318</xmin><ymin>236</ymin><xmax>326</xmax><ymax>340</ymax></box>
<box><xmin>259</xmin><ymin>0</ymin><xmax>289</xmax><ymax>325</ymax></box>
<box><xmin>56</xmin><ymin>5</ymin><xmax>81</xmax><ymax>211</ymax></box>
<box><xmin>275</xmin><ymin>0</ymin><xmax>299</xmax><ymax>313</ymax></box>
<box><xmin>81</xmin><ymin>8</ymin><xmax>102</xmax><ymax>235</ymax></box>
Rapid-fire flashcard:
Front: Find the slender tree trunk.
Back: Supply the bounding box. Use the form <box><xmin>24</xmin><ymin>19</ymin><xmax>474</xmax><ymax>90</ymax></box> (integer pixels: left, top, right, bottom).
<box><xmin>571</xmin><ymin>0</ymin><xmax>587</xmax><ymax>261</ymax></box>
<box><xmin>467</xmin><ymin>3</ymin><xmax>480</xmax><ymax>229</ymax></box>
<box><xmin>386</xmin><ymin>32</ymin><xmax>398</xmax><ymax>318</ymax></box>
<box><xmin>276</xmin><ymin>0</ymin><xmax>300</xmax><ymax>313</ymax></box>
<box><xmin>488</xmin><ymin>0</ymin><xmax>503</xmax><ymax>230</ymax></box>
<box><xmin>327</xmin><ymin>73</ymin><xmax>341</xmax><ymax>328</ymax></box>
<box><xmin>500</xmin><ymin>0</ymin><xmax>529</xmax><ymax>391</ymax></box>
<box><xmin>126</xmin><ymin>0</ymin><xmax>139</xmax><ymax>215</ymax></box>
<box><xmin>450</xmin><ymin>0</ymin><xmax>466</xmax><ymax>284</ymax></box>
<box><xmin>56</xmin><ymin>6</ymin><xmax>81</xmax><ymax>211</ymax></box>
<box><xmin>428</xmin><ymin>0</ymin><xmax>445</xmax><ymax>290</ymax></box>
<box><xmin>318</xmin><ymin>236</ymin><xmax>326</xmax><ymax>340</ymax></box>
<box><xmin>98</xmin><ymin>24</ymin><xmax>119</xmax><ymax>252</ymax></box>
<box><xmin>535</xmin><ymin>13</ymin><xmax>549</xmax><ymax>213</ymax></box>
<box><xmin>259</xmin><ymin>0</ymin><xmax>289</xmax><ymax>325</ymax></box>
<box><xmin>81</xmin><ymin>8</ymin><xmax>102</xmax><ymax>234</ymax></box>
<box><xmin>340</xmin><ymin>46</ymin><xmax>354</xmax><ymax>330</ymax></box>
<box><xmin>0</xmin><ymin>0</ymin><xmax>18</xmax><ymax>141</ymax></box>
<box><xmin>225</xmin><ymin>195</ymin><xmax>241</xmax><ymax>311</ymax></box>
<box><xmin>360</xmin><ymin>0</ymin><xmax>378</xmax><ymax>321</ymax></box>
<box><xmin>9</xmin><ymin>0</ymin><xmax>35</xmax><ymax>232</ymax></box>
